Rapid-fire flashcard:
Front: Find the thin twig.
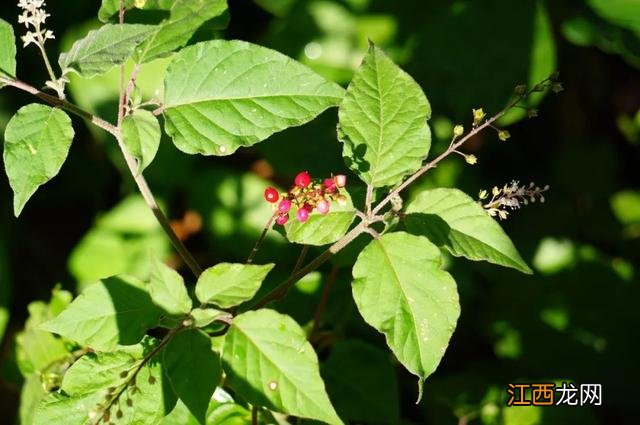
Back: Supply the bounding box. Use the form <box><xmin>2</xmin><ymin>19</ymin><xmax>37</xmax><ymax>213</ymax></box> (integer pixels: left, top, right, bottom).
<box><xmin>252</xmin><ymin>83</ymin><xmax>548</xmax><ymax>309</ymax></box>
<box><xmin>123</xmin><ymin>63</ymin><xmax>141</xmax><ymax>115</ymax></box>
<box><xmin>372</xmin><ymin>90</ymin><xmax>534</xmax><ymax>216</ymax></box>
<box><xmin>291</xmin><ymin>245</ymin><xmax>309</xmax><ymax>275</ymax></box>
<box><xmin>309</xmin><ymin>265</ymin><xmax>338</xmax><ymax>343</ymax></box>
<box><xmin>365</xmin><ymin>184</ymin><xmax>373</xmax><ymax>216</ymax></box>
<box><xmin>247</xmin><ymin>213</ymin><xmax>276</xmax><ymax>264</ymax></box>
<box><xmin>0</xmin><ymin>76</ymin><xmax>203</xmax><ymax>277</ymax></box>
<box><xmin>252</xmin><ymin>222</ymin><xmax>365</xmax><ymax>309</ymax></box>
<box><xmin>251</xmin><ymin>406</ymin><xmax>258</xmax><ymax>425</ymax></box>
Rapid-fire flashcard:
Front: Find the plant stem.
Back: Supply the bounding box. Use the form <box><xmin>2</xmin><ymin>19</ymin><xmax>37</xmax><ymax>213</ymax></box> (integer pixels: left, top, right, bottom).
<box><xmin>247</xmin><ymin>213</ymin><xmax>276</xmax><ymax>264</ymax></box>
<box><xmin>35</xmin><ymin>43</ymin><xmax>59</xmax><ymax>91</ymax></box>
<box><xmin>372</xmin><ymin>92</ymin><xmax>530</xmax><ymax>216</ymax></box>
<box><xmin>291</xmin><ymin>245</ymin><xmax>309</xmax><ymax>275</ymax></box>
<box><xmin>251</xmin><ymin>406</ymin><xmax>258</xmax><ymax>425</ymax></box>
<box><xmin>252</xmin><ymin>222</ymin><xmax>365</xmax><ymax>308</ymax></box>
<box><xmin>0</xmin><ymin>77</ymin><xmax>117</xmax><ymax>135</ymax></box>
<box><xmin>252</xmin><ymin>85</ymin><xmax>545</xmax><ymax>309</ymax></box>
<box><xmin>365</xmin><ymin>184</ymin><xmax>373</xmax><ymax>216</ymax></box>
<box><xmin>0</xmin><ymin>76</ymin><xmax>203</xmax><ymax>277</ymax></box>
<box><xmin>308</xmin><ymin>265</ymin><xmax>338</xmax><ymax>343</ymax></box>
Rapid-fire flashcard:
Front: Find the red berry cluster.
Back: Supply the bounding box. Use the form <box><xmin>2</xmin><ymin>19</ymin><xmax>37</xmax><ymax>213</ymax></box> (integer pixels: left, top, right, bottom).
<box><xmin>263</xmin><ymin>171</ymin><xmax>347</xmax><ymax>225</ymax></box>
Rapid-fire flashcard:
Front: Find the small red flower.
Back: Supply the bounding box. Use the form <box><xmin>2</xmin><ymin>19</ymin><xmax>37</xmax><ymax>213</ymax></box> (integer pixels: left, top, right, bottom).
<box><xmin>278</xmin><ymin>199</ymin><xmax>292</xmax><ymax>213</ymax></box>
<box><xmin>294</xmin><ymin>171</ymin><xmax>312</xmax><ymax>188</ymax></box>
<box><xmin>334</xmin><ymin>174</ymin><xmax>347</xmax><ymax>188</ymax></box>
<box><xmin>276</xmin><ymin>214</ymin><xmax>289</xmax><ymax>225</ymax></box>
<box><xmin>296</xmin><ymin>206</ymin><xmax>310</xmax><ymax>222</ymax></box>
<box><xmin>316</xmin><ymin>199</ymin><xmax>330</xmax><ymax>215</ymax></box>
<box><xmin>264</xmin><ymin>187</ymin><xmax>279</xmax><ymax>203</ymax></box>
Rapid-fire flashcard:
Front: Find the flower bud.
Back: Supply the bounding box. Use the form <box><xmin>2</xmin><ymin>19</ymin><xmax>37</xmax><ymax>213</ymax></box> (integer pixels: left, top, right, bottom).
<box><xmin>296</xmin><ymin>207</ymin><xmax>310</xmax><ymax>222</ymax></box>
<box><xmin>334</xmin><ymin>174</ymin><xmax>347</xmax><ymax>188</ymax></box>
<box><xmin>453</xmin><ymin>125</ymin><xmax>464</xmax><ymax>137</ymax></box>
<box><xmin>294</xmin><ymin>171</ymin><xmax>311</xmax><ymax>188</ymax></box>
<box><xmin>472</xmin><ymin>108</ymin><xmax>485</xmax><ymax>126</ymax></box>
<box><xmin>465</xmin><ymin>154</ymin><xmax>477</xmax><ymax>165</ymax></box>
<box><xmin>276</xmin><ymin>214</ymin><xmax>289</xmax><ymax>225</ymax></box>
<box><xmin>316</xmin><ymin>199</ymin><xmax>330</xmax><ymax>215</ymax></box>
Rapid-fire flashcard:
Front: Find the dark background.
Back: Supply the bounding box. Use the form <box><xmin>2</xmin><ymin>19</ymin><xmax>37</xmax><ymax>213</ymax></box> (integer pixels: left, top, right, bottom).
<box><xmin>1</xmin><ymin>0</ymin><xmax>639</xmax><ymax>424</ymax></box>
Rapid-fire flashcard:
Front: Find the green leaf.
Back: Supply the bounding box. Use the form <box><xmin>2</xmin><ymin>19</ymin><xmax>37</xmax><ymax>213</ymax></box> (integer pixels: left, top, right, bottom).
<box><xmin>0</xmin><ymin>18</ymin><xmax>16</xmax><ymax>84</ymax></box>
<box><xmin>34</xmin><ymin>340</ymin><xmax>177</xmax><ymax>425</ymax></box>
<box><xmin>19</xmin><ymin>373</ymin><xmax>47</xmax><ymax>425</ymax></box>
<box><xmin>163</xmin><ymin>329</ymin><xmax>221</xmax><ymax>424</ymax></box>
<box><xmin>195</xmin><ymin>263</ymin><xmax>274</xmax><ymax>308</ymax></box>
<box><xmin>405</xmin><ymin>188</ymin><xmax>532</xmax><ymax>273</ymax></box>
<box><xmin>62</xmin><ymin>349</ymin><xmax>143</xmax><ymax>394</ymax></box>
<box><xmin>163</xmin><ymin>40</ymin><xmax>345</xmax><ymax>156</ymax></box>
<box><xmin>222</xmin><ymin>309</ymin><xmax>342</xmax><ymax>424</ymax></box>
<box><xmin>338</xmin><ymin>43</ymin><xmax>431</xmax><ymax>187</ymax></box>
<box><xmin>33</xmin><ymin>392</ymin><xmax>102</xmax><ymax>425</ymax></box>
<box><xmin>284</xmin><ymin>191</ymin><xmax>355</xmax><ymax>246</ymax></box>
<box><xmin>59</xmin><ymin>24</ymin><xmax>155</xmax><ymax>77</ymax></box>
<box><xmin>122</xmin><ymin>109</ymin><xmax>161</xmax><ymax>175</ymax></box>
<box><xmin>322</xmin><ymin>341</ymin><xmax>400</xmax><ymax>424</ymax></box>
<box><xmin>16</xmin><ymin>292</ymin><xmax>71</xmax><ymax>375</ymax></box>
<box><xmin>190</xmin><ymin>307</ymin><xmax>230</xmax><ymax>328</ymax></box>
<box><xmin>3</xmin><ymin>104</ymin><xmax>74</xmax><ymax>217</ymax></box>
<box><xmin>98</xmin><ymin>0</ymin><xmax>135</xmax><ymax>22</ymax></box>
<box><xmin>40</xmin><ymin>275</ymin><xmax>161</xmax><ymax>350</ymax></box>
<box><xmin>68</xmin><ymin>195</ymin><xmax>170</xmax><ymax>289</ymax></box>
<box><xmin>134</xmin><ymin>0</ymin><xmax>229</xmax><ymax>63</ymax></box>
<box><xmin>149</xmin><ymin>256</ymin><xmax>192</xmax><ymax>316</ymax></box>
<box><xmin>161</xmin><ymin>395</ymin><xmax>251</xmax><ymax>425</ymax></box>
<box><xmin>351</xmin><ymin>232</ymin><xmax>460</xmax><ymax>394</ymax></box>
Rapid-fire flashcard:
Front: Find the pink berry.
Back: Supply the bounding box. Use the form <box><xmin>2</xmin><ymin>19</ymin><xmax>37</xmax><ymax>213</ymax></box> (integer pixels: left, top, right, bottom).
<box><xmin>276</xmin><ymin>214</ymin><xmax>289</xmax><ymax>225</ymax></box>
<box><xmin>316</xmin><ymin>199</ymin><xmax>330</xmax><ymax>215</ymax></box>
<box><xmin>264</xmin><ymin>187</ymin><xmax>279</xmax><ymax>203</ymax></box>
<box><xmin>294</xmin><ymin>171</ymin><xmax>311</xmax><ymax>188</ymax></box>
<box><xmin>323</xmin><ymin>178</ymin><xmax>336</xmax><ymax>193</ymax></box>
<box><xmin>334</xmin><ymin>174</ymin><xmax>347</xmax><ymax>188</ymax></box>
<box><xmin>296</xmin><ymin>207</ymin><xmax>310</xmax><ymax>222</ymax></box>
<box><xmin>278</xmin><ymin>199</ymin><xmax>292</xmax><ymax>213</ymax></box>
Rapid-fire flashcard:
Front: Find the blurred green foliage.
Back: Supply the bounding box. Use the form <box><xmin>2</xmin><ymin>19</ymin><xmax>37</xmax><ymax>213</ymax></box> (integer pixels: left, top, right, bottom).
<box><xmin>0</xmin><ymin>0</ymin><xmax>639</xmax><ymax>423</ymax></box>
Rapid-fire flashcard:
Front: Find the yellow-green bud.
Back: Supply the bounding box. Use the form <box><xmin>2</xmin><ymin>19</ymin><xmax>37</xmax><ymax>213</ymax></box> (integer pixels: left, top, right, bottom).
<box><xmin>453</xmin><ymin>125</ymin><xmax>464</xmax><ymax>137</ymax></box>
<box><xmin>465</xmin><ymin>154</ymin><xmax>477</xmax><ymax>165</ymax></box>
<box><xmin>498</xmin><ymin>130</ymin><xmax>511</xmax><ymax>141</ymax></box>
<box><xmin>472</xmin><ymin>108</ymin><xmax>485</xmax><ymax>126</ymax></box>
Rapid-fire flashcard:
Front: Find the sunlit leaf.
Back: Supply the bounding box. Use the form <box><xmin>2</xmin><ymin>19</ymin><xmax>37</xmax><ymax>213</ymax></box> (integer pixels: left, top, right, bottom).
<box><xmin>351</xmin><ymin>232</ymin><xmax>459</xmax><ymax>396</ymax></box>
<box><xmin>163</xmin><ymin>40</ymin><xmax>345</xmax><ymax>156</ymax></box>
<box><xmin>134</xmin><ymin>0</ymin><xmax>229</xmax><ymax>63</ymax></box>
<box><xmin>405</xmin><ymin>188</ymin><xmax>532</xmax><ymax>273</ymax></box>
<box><xmin>122</xmin><ymin>109</ymin><xmax>161</xmax><ymax>175</ymax></box>
<box><xmin>40</xmin><ymin>275</ymin><xmax>161</xmax><ymax>350</ymax></box>
<box><xmin>3</xmin><ymin>104</ymin><xmax>74</xmax><ymax>216</ymax></box>
<box><xmin>148</xmin><ymin>256</ymin><xmax>192</xmax><ymax>316</ymax></box>
<box><xmin>338</xmin><ymin>42</ymin><xmax>431</xmax><ymax>187</ymax></box>
<box><xmin>195</xmin><ymin>263</ymin><xmax>274</xmax><ymax>308</ymax></box>
<box><xmin>59</xmin><ymin>24</ymin><xmax>155</xmax><ymax>77</ymax></box>
<box><xmin>0</xmin><ymin>18</ymin><xmax>16</xmax><ymax>84</ymax></box>
<box><xmin>222</xmin><ymin>309</ymin><xmax>342</xmax><ymax>424</ymax></box>
<box><xmin>284</xmin><ymin>191</ymin><xmax>355</xmax><ymax>246</ymax></box>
